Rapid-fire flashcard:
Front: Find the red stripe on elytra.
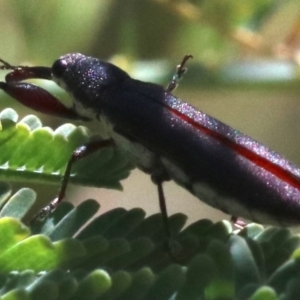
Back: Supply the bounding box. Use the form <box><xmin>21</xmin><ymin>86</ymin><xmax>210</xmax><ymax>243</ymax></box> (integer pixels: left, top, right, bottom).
<box><xmin>168</xmin><ymin>107</ymin><xmax>300</xmax><ymax>191</ymax></box>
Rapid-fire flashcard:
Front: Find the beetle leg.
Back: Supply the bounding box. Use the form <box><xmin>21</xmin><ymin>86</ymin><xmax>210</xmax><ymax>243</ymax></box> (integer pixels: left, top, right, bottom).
<box><xmin>231</xmin><ymin>216</ymin><xmax>247</xmax><ymax>229</ymax></box>
<box><xmin>0</xmin><ymin>58</ymin><xmax>53</xmax><ymax>82</ymax></box>
<box><xmin>0</xmin><ymin>60</ymin><xmax>85</xmax><ymax>120</ymax></box>
<box><xmin>0</xmin><ymin>81</ymin><xmax>82</xmax><ymax>120</ymax></box>
<box><xmin>33</xmin><ymin>139</ymin><xmax>115</xmax><ymax>221</ymax></box>
<box><xmin>166</xmin><ymin>54</ymin><xmax>193</xmax><ymax>93</ymax></box>
<box><xmin>151</xmin><ymin>173</ymin><xmax>173</xmax><ymax>242</ymax></box>
<box><xmin>156</xmin><ymin>180</ymin><xmax>172</xmax><ymax>240</ymax></box>
<box><xmin>153</xmin><ymin>176</ymin><xmax>182</xmax><ymax>259</ymax></box>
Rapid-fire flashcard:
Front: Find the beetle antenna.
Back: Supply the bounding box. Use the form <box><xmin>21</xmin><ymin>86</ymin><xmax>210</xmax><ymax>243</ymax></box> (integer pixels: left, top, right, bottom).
<box><xmin>166</xmin><ymin>54</ymin><xmax>193</xmax><ymax>93</ymax></box>
<box><xmin>0</xmin><ymin>58</ymin><xmax>17</xmax><ymax>70</ymax></box>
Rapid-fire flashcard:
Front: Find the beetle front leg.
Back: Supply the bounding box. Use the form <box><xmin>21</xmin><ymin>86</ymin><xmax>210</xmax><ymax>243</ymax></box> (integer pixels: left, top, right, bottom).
<box><xmin>34</xmin><ymin>139</ymin><xmax>115</xmax><ymax>221</ymax></box>
<box><xmin>0</xmin><ymin>81</ymin><xmax>82</xmax><ymax>120</ymax></box>
<box><xmin>0</xmin><ymin>59</ymin><xmax>83</xmax><ymax>120</ymax></box>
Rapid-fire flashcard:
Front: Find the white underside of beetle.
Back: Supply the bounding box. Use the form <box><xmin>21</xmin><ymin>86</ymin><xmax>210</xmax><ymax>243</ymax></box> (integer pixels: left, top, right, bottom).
<box><xmin>191</xmin><ymin>182</ymin><xmax>283</xmax><ymax>226</ymax></box>
<box><xmin>125</xmin><ymin>141</ymin><xmax>285</xmax><ymax>226</ymax></box>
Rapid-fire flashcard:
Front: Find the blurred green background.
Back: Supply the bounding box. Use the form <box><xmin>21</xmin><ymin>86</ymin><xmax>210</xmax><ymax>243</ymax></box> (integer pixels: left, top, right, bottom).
<box><xmin>0</xmin><ymin>0</ymin><xmax>300</xmax><ymax>223</ymax></box>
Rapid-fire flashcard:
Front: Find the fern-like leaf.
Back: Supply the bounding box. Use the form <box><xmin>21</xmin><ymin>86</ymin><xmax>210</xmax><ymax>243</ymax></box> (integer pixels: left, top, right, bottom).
<box><xmin>0</xmin><ymin>108</ymin><xmax>134</xmax><ymax>190</ymax></box>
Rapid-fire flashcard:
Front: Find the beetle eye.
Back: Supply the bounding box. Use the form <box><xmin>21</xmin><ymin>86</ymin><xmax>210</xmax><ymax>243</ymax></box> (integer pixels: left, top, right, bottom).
<box><xmin>52</xmin><ymin>59</ymin><xmax>67</xmax><ymax>78</ymax></box>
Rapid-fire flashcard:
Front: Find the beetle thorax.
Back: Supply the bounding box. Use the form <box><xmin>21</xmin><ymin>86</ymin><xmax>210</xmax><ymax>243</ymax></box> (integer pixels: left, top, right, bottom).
<box><xmin>96</xmin><ymin>114</ymin><xmax>160</xmax><ymax>173</ymax></box>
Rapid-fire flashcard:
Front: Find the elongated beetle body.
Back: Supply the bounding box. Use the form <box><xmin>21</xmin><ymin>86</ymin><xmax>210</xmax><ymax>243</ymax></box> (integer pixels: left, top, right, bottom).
<box><xmin>1</xmin><ymin>53</ymin><xmax>300</xmax><ymax>229</ymax></box>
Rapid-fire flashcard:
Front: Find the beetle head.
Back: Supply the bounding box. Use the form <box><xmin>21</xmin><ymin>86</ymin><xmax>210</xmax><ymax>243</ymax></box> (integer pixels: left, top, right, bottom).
<box><xmin>51</xmin><ymin>53</ymin><xmax>130</xmax><ymax>108</ymax></box>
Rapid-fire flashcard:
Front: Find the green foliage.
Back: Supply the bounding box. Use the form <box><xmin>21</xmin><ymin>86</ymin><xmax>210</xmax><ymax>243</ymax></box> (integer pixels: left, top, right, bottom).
<box><xmin>0</xmin><ymin>108</ymin><xmax>134</xmax><ymax>190</ymax></box>
<box><xmin>0</xmin><ymin>188</ymin><xmax>299</xmax><ymax>299</ymax></box>
<box><xmin>0</xmin><ymin>110</ymin><xmax>300</xmax><ymax>299</ymax></box>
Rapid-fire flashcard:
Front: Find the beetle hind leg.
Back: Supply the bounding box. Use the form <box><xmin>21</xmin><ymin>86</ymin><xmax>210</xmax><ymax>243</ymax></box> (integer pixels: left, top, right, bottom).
<box><xmin>166</xmin><ymin>54</ymin><xmax>193</xmax><ymax>93</ymax></box>
<box><xmin>231</xmin><ymin>216</ymin><xmax>247</xmax><ymax>229</ymax></box>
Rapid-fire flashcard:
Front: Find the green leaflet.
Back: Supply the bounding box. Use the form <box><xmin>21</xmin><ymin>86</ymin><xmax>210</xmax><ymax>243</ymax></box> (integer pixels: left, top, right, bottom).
<box><xmin>0</xmin><ymin>108</ymin><xmax>134</xmax><ymax>190</ymax></box>
<box><xmin>0</xmin><ymin>187</ymin><xmax>299</xmax><ymax>298</ymax></box>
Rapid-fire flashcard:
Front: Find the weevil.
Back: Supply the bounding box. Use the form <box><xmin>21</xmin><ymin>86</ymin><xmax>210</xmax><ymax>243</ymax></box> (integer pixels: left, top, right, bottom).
<box><xmin>1</xmin><ymin>53</ymin><xmax>300</xmax><ymax>235</ymax></box>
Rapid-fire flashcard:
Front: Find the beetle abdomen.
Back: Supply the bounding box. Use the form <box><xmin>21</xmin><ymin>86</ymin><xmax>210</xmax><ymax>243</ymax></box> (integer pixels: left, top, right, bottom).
<box><xmin>102</xmin><ymin>84</ymin><xmax>300</xmax><ymax>226</ymax></box>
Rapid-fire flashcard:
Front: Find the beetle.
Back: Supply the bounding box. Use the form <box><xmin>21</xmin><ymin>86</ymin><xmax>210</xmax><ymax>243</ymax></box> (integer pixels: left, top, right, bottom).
<box><xmin>1</xmin><ymin>53</ymin><xmax>300</xmax><ymax>236</ymax></box>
